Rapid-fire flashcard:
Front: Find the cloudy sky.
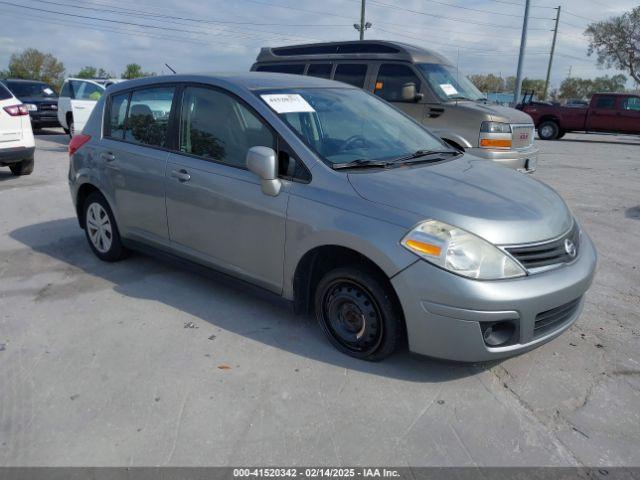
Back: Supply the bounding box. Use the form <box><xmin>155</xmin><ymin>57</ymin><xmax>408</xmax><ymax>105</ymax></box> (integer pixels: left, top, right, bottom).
<box><xmin>0</xmin><ymin>0</ymin><xmax>637</xmax><ymax>89</ymax></box>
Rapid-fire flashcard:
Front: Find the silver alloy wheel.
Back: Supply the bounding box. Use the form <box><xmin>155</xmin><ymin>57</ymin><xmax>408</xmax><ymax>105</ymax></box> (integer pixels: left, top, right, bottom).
<box><xmin>540</xmin><ymin>124</ymin><xmax>554</xmax><ymax>138</ymax></box>
<box><xmin>86</xmin><ymin>202</ymin><xmax>113</xmax><ymax>253</ymax></box>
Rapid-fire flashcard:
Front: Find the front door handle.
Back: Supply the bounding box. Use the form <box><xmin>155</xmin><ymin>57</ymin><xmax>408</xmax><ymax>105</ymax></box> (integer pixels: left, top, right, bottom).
<box><xmin>171</xmin><ymin>169</ymin><xmax>191</xmax><ymax>182</ymax></box>
<box><xmin>100</xmin><ymin>152</ymin><xmax>115</xmax><ymax>162</ymax></box>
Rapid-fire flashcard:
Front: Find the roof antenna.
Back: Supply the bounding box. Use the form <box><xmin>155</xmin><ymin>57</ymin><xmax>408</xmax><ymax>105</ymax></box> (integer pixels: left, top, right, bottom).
<box><xmin>165</xmin><ymin>63</ymin><xmax>177</xmax><ymax>74</ymax></box>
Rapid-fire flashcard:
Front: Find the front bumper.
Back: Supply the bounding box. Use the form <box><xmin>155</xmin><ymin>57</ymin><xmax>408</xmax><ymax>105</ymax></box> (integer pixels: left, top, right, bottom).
<box><xmin>468</xmin><ymin>144</ymin><xmax>538</xmax><ymax>173</ymax></box>
<box><xmin>0</xmin><ymin>146</ymin><xmax>35</xmax><ymax>165</ymax></box>
<box><xmin>30</xmin><ymin>113</ymin><xmax>61</xmax><ymax>128</ymax></box>
<box><xmin>391</xmin><ymin>232</ymin><xmax>597</xmax><ymax>362</ymax></box>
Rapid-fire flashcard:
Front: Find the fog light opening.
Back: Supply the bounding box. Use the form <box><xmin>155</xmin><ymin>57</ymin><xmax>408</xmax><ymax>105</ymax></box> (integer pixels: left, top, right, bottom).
<box><xmin>481</xmin><ymin>321</ymin><xmax>517</xmax><ymax>347</ymax></box>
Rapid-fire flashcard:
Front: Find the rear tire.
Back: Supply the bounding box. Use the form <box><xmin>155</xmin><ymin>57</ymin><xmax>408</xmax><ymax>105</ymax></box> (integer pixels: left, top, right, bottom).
<box><xmin>538</xmin><ymin>120</ymin><xmax>559</xmax><ymax>140</ymax></box>
<box><xmin>314</xmin><ymin>266</ymin><xmax>403</xmax><ymax>361</ymax></box>
<box><xmin>83</xmin><ymin>192</ymin><xmax>128</xmax><ymax>262</ymax></box>
<box><xmin>9</xmin><ymin>157</ymin><xmax>34</xmax><ymax>176</ymax></box>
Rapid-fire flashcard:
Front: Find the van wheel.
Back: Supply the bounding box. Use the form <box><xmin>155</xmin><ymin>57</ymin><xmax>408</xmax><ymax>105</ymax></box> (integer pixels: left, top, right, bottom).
<box><xmin>83</xmin><ymin>192</ymin><xmax>128</xmax><ymax>262</ymax></box>
<box><xmin>314</xmin><ymin>266</ymin><xmax>402</xmax><ymax>361</ymax></box>
<box><xmin>9</xmin><ymin>157</ymin><xmax>34</xmax><ymax>176</ymax></box>
<box><xmin>538</xmin><ymin>121</ymin><xmax>559</xmax><ymax>140</ymax></box>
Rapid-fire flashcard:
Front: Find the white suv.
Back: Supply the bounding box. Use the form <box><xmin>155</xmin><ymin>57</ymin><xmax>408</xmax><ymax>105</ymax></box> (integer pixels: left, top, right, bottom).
<box><xmin>0</xmin><ymin>81</ymin><xmax>35</xmax><ymax>176</ymax></box>
<box><xmin>58</xmin><ymin>78</ymin><xmax>122</xmax><ymax>136</ymax></box>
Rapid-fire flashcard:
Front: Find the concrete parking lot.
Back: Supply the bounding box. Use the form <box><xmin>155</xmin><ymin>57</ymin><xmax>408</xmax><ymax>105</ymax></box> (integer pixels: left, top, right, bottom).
<box><xmin>0</xmin><ymin>130</ymin><xmax>638</xmax><ymax>467</ymax></box>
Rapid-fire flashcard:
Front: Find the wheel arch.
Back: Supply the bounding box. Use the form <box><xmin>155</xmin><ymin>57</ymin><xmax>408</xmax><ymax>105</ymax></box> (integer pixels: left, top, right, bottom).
<box><xmin>75</xmin><ymin>182</ymin><xmax>118</xmax><ymax>230</ymax></box>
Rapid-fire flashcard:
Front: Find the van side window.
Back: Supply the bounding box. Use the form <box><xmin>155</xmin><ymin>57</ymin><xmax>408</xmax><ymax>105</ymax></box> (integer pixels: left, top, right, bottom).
<box><xmin>375</xmin><ymin>64</ymin><xmax>421</xmax><ymax>102</ymax></box>
<box><xmin>256</xmin><ymin>64</ymin><xmax>305</xmax><ymax>75</ymax></box>
<box><xmin>307</xmin><ymin>63</ymin><xmax>332</xmax><ymax>79</ymax></box>
<box><xmin>622</xmin><ymin>97</ymin><xmax>640</xmax><ymax>111</ymax></box>
<box><xmin>60</xmin><ymin>81</ymin><xmax>73</xmax><ymax>98</ymax></box>
<box><xmin>74</xmin><ymin>81</ymin><xmax>104</xmax><ymax>101</ymax></box>
<box><xmin>333</xmin><ymin>64</ymin><xmax>368</xmax><ymax>88</ymax></box>
<box><xmin>595</xmin><ymin>96</ymin><xmax>616</xmax><ymax>109</ymax></box>
<box><xmin>107</xmin><ymin>92</ymin><xmax>130</xmax><ymax>139</ymax></box>
<box><xmin>124</xmin><ymin>86</ymin><xmax>175</xmax><ymax>147</ymax></box>
<box><xmin>179</xmin><ymin>87</ymin><xmax>275</xmax><ymax>169</ymax></box>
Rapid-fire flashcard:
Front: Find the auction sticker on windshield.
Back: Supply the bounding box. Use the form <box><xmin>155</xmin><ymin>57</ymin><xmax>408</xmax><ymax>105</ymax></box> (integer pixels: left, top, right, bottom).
<box><xmin>261</xmin><ymin>94</ymin><xmax>315</xmax><ymax>113</ymax></box>
<box><xmin>439</xmin><ymin>84</ymin><xmax>458</xmax><ymax>96</ymax></box>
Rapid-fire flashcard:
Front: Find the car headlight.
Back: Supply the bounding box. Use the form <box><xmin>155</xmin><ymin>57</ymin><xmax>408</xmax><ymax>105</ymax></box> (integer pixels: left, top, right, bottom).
<box><xmin>401</xmin><ymin>220</ymin><xmax>526</xmax><ymax>280</ymax></box>
<box><xmin>25</xmin><ymin>103</ymin><xmax>38</xmax><ymax>112</ymax></box>
<box><xmin>480</xmin><ymin>121</ymin><xmax>511</xmax><ymax>133</ymax></box>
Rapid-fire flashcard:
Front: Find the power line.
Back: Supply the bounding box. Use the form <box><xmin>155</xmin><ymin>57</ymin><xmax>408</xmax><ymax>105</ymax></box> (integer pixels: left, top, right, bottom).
<box><xmin>410</xmin><ymin>0</ymin><xmax>554</xmax><ymax>19</ymax></box>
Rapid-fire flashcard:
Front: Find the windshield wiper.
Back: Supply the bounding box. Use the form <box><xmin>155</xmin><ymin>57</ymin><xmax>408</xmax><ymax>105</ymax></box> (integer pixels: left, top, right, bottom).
<box><xmin>331</xmin><ymin>159</ymin><xmax>392</xmax><ymax>170</ymax></box>
<box><xmin>389</xmin><ymin>149</ymin><xmax>461</xmax><ymax>165</ymax></box>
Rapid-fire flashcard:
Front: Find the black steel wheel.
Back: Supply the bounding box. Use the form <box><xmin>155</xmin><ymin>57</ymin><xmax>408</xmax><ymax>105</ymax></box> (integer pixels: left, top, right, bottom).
<box><xmin>315</xmin><ymin>267</ymin><xmax>402</xmax><ymax>361</ymax></box>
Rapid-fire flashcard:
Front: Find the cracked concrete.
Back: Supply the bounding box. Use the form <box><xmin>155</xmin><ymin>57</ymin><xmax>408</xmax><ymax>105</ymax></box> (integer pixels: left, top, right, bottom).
<box><xmin>0</xmin><ymin>130</ymin><xmax>638</xmax><ymax>466</ymax></box>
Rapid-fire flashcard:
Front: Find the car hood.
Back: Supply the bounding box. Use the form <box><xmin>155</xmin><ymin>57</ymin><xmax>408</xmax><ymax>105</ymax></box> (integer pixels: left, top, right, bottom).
<box><xmin>457</xmin><ymin>101</ymin><xmax>534</xmax><ymax>124</ymax></box>
<box><xmin>347</xmin><ymin>156</ymin><xmax>573</xmax><ymax>245</ymax></box>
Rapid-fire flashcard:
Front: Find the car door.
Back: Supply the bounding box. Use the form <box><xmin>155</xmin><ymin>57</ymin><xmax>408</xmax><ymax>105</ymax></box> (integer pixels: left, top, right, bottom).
<box><xmin>165</xmin><ymin>85</ymin><xmax>289</xmax><ymax>293</ymax></box>
<box><xmin>70</xmin><ymin>80</ymin><xmax>105</xmax><ymax>134</ymax></box>
<box><xmin>373</xmin><ymin>63</ymin><xmax>425</xmax><ymax>122</ymax></box>
<box><xmin>586</xmin><ymin>95</ymin><xmax>618</xmax><ymax>132</ymax></box>
<box><xmin>99</xmin><ymin>85</ymin><xmax>177</xmax><ymax>245</ymax></box>
<box><xmin>617</xmin><ymin>96</ymin><xmax>640</xmax><ymax>133</ymax></box>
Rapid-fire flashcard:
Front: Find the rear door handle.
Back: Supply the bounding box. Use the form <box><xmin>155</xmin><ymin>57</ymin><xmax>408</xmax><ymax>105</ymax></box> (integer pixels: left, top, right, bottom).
<box><xmin>100</xmin><ymin>152</ymin><xmax>115</xmax><ymax>162</ymax></box>
<box><xmin>171</xmin><ymin>169</ymin><xmax>191</xmax><ymax>182</ymax></box>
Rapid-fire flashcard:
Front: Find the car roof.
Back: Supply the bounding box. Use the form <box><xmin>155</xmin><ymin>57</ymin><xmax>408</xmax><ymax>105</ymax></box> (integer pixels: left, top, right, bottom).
<box><xmin>4</xmin><ymin>78</ymin><xmax>50</xmax><ymax>85</ymax></box>
<box><xmin>106</xmin><ymin>72</ymin><xmax>356</xmax><ymax>94</ymax></box>
<box><xmin>254</xmin><ymin>40</ymin><xmax>453</xmax><ymax>66</ymax></box>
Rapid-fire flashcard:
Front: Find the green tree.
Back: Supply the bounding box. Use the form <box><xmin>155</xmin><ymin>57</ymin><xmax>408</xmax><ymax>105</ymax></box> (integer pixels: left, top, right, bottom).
<box><xmin>121</xmin><ymin>63</ymin><xmax>155</xmax><ymax>79</ymax></box>
<box><xmin>76</xmin><ymin>66</ymin><xmax>111</xmax><ymax>79</ymax></box>
<box><xmin>521</xmin><ymin>78</ymin><xmax>546</xmax><ymax>95</ymax></box>
<box><xmin>469</xmin><ymin>73</ymin><xmax>505</xmax><ymax>93</ymax></box>
<box><xmin>592</xmin><ymin>74</ymin><xmax>627</xmax><ymax>92</ymax></box>
<box><xmin>586</xmin><ymin>6</ymin><xmax>640</xmax><ymax>84</ymax></box>
<box><xmin>558</xmin><ymin>75</ymin><xmax>627</xmax><ymax>99</ymax></box>
<box><xmin>7</xmin><ymin>48</ymin><xmax>65</xmax><ymax>88</ymax></box>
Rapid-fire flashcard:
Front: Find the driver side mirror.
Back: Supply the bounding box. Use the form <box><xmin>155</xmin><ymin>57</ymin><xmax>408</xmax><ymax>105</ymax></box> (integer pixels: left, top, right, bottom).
<box><xmin>246</xmin><ymin>146</ymin><xmax>281</xmax><ymax>197</ymax></box>
<box><xmin>401</xmin><ymin>82</ymin><xmax>423</xmax><ymax>103</ymax></box>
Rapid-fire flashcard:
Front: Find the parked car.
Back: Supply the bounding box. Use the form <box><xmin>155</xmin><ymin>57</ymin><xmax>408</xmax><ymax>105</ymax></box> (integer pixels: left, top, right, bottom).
<box><xmin>252</xmin><ymin>40</ymin><xmax>538</xmax><ymax>173</ymax></box>
<box><xmin>0</xmin><ymin>81</ymin><xmax>35</xmax><ymax>175</ymax></box>
<box><xmin>58</xmin><ymin>77</ymin><xmax>122</xmax><ymax>136</ymax></box>
<box><xmin>521</xmin><ymin>92</ymin><xmax>640</xmax><ymax>140</ymax></box>
<box><xmin>1</xmin><ymin>78</ymin><xmax>60</xmax><ymax>130</ymax></box>
<box><xmin>68</xmin><ymin>73</ymin><xmax>596</xmax><ymax>362</ymax></box>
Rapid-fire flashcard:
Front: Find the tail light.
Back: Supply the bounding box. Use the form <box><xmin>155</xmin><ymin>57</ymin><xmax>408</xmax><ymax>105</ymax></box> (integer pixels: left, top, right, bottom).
<box><xmin>69</xmin><ymin>134</ymin><xmax>91</xmax><ymax>155</ymax></box>
<box><xmin>3</xmin><ymin>105</ymin><xmax>29</xmax><ymax>116</ymax></box>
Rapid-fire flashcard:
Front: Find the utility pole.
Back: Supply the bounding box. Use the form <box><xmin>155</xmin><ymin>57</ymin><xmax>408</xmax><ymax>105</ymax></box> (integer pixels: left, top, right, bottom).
<box><xmin>353</xmin><ymin>0</ymin><xmax>371</xmax><ymax>39</ymax></box>
<box><xmin>514</xmin><ymin>0</ymin><xmax>531</xmax><ymax>106</ymax></box>
<box><xmin>543</xmin><ymin>6</ymin><xmax>561</xmax><ymax>100</ymax></box>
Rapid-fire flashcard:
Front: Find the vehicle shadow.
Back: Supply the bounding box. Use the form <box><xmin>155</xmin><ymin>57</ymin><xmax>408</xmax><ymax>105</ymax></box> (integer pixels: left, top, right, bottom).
<box><xmin>9</xmin><ymin>218</ymin><xmax>492</xmax><ymax>383</ymax></box>
<box><xmin>557</xmin><ymin>137</ymin><xmax>640</xmax><ymax>147</ymax></box>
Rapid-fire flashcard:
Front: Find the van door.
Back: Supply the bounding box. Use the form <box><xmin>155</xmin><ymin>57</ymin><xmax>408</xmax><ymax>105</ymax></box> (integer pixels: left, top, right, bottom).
<box><xmin>373</xmin><ymin>63</ymin><xmax>425</xmax><ymax>122</ymax></box>
<box><xmin>70</xmin><ymin>80</ymin><xmax>105</xmax><ymax>135</ymax></box>
<box><xmin>165</xmin><ymin>85</ymin><xmax>289</xmax><ymax>293</ymax></box>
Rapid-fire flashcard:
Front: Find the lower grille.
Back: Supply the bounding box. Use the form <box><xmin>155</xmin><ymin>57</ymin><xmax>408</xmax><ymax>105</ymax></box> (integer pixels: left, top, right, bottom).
<box><xmin>506</xmin><ymin>223</ymin><xmax>579</xmax><ymax>271</ymax></box>
<box><xmin>534</xmin><ymin>297</ymin><xmax>581</xmax><ymax>337</ymax></box>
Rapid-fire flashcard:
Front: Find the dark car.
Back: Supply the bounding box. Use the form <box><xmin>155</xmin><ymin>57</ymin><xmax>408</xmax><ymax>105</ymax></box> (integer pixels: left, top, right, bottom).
<box><xmin>2</xmin><ymin>79</ymin><xmax>61</xmax><ymax>130</ymax></box>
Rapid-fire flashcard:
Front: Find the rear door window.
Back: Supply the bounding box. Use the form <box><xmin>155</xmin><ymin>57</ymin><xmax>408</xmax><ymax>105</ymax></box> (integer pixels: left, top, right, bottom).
<box><xmin>60</xmin><ymin>81</ymin><xmax>73</xmax><ymax>98</ymax></box>
<box><xmin>124</xmin><ymin>86</ymin><xmax>176</xmax><ymax>147</ymax></box>
<box><xmin>307</xmin><ymin>63</ymin><xmax>332</xmax><ymax>79</ymax></box>
<box><xmin>107</xmin><ymin>92</ymin><xmax>130</xmax><ymax>139</ymax></box>
<box><xmin>256</xmin><ymin>64</ymin><xmax>305</xmax><ymax>75</ymax></box>
<box><xmin>333</xmin><ymin>64</ymin><xmax>368</xmax><ymax>88</ymax></box>
<box><xmin>374</xmin><ymin>64</ymin><xmax>422</xmax><ymax>102</ymax></box>
<box><xmin>595</xmin><ymin>96</ymin><xmax>616</xmax><ymax>109</ymax></box>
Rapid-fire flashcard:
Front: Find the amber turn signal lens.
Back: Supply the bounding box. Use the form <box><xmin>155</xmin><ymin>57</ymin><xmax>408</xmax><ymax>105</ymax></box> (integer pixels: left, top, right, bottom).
<box><xmin>405</xmin><ymin>239</ymin><xmax>442</xmax><ymax>256</ymax></box>
<box><xmin>480</xmin><ymin>138</ymin><xmax>512</xmax><ymax>148</ymax></box>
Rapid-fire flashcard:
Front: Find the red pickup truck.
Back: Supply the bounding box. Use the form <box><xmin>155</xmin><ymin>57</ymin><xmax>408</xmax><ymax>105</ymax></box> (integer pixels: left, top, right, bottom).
<box><xmin>520</xmin><ymin>92</ymin><xmax>640</xmax><ymax>140</ymax></box>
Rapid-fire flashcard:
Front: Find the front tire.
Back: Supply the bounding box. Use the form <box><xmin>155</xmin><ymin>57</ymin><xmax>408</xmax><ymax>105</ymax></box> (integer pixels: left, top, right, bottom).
<box><xmin>314</xmin><ymin>266</ymin><xmax>403</xmax><ymax>361</ymax></box>
<box><xmin>9</xmin><ymin>157</ymin><xmax>34</xmax><ymax>176</ymax></box>
<box><xmin>83</xmin><ymin>192</ymin><xmax>128</xmax><ymax>262</ymax></box>
<box><xmin>538</xmin><ymin>120</ymin><xmax>559</xmax><ymax>140</ymax></box>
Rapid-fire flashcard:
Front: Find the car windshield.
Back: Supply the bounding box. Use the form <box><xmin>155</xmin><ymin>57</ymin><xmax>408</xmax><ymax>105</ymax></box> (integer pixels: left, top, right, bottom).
<box><xmin>5</xmin><ymin>81</ymin><xmax>57</xmax><ymax>99</ymax></box>
<box><xmin>417</xmin><ymin>63</ymin><xmax>486</xmax><ymax>102</ymax></box>
<box><xmin>258</xmin><ymin>88</ymin><xmax>446</xmax><ymax>166</ymax></box>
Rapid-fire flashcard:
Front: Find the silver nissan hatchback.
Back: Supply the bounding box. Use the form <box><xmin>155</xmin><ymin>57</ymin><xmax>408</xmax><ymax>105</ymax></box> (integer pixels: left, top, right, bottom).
<box><xmin>68</xmin><ymin>73</ymin><xmax>597</xmax><ymax>362</ymax></box>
